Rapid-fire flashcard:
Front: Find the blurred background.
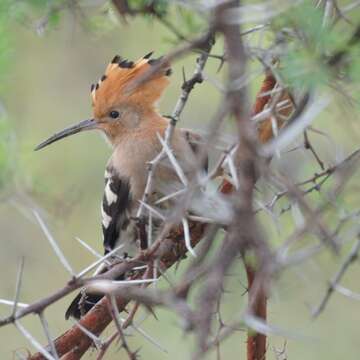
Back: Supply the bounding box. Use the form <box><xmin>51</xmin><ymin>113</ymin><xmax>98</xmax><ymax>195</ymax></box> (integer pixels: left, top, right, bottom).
<box><xmin>1</xmin><ymin>1</ymin><xmax>360</xmax><ymax>359</ymax></box>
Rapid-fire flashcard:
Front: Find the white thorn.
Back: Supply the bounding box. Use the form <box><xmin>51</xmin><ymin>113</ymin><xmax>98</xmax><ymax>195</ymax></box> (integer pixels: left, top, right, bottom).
<box><xmin>138</xmin><ymin>200</ymin><xmax>165</xmax><ymax>220</ymax></box>
<box><xmin>72</xmin><ymin>320</ymin><xmax>103</xmax><ymax>350</ymax></box>
<box><xmin>225</xmin><ymin>155</ymin><xmax>239</xmax><ymax>190</ymax></box>
<box><xmin>75</xmin><ymin>237</ymin><xmax>103</xmax><ymax>259</ymax></box>
<box><xmin>77</xmin><ymin>243</ymin><xmax>124</xmax><ymax>278</ymax></box>
<box><xmin>86</xmin><ymin>278</ymin><xmax>158</xmax><ymax>294</ymax></box>
<box><xmin>39</xmin><ymin>312</ymin><xmax>59</xmax><ymax>360</ymax></box>
<box><xmin>12</xmin><ymin>257</ymin><xmax>25</xmax><ymax>317</ymax></box>
<box><xmin>148</xmin><ymin>212</ymin><xmax>153</xmax><ymax>248</ymax></box>
<box><xmin>15</xmin><ymin>320</ymin><xmax>56</xmax><ymax>360</ymax></box>
<box><xmin>182</xmin><ymin>218</ymin><xmax>197</xmax><ymax>257</ymax></box>
<box><xmin>187</xmin><ymin>215</ymin><xmax>217</xmax><ymax>224</ymax></box>
<box><xmin>33</xmin><ymin>210</ymin><xmax>75</xmax><ymax>277</ymax></box>
<box><xmin>157</xmin><ymin>133</ymin><xmax>188</xmax><ymax>186</ymax></box>
<box><xmin>0</xmin><ymin>299</ymin><xmax>28</xmax><ymax>308</ymax></box>
<box><xmin>155</xmin><ymin>188</ymin><xmax>186</xmax><ymax>205</ymax></box>
<box><xmin>120</xmin><ymin>316</ymin><xmax>168</xmax><ymax>353</ymax></box>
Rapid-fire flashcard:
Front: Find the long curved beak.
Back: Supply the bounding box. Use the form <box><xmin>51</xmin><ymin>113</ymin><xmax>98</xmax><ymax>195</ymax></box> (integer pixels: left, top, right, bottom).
<box><xmin>35</xmin><ymin>119</ymin><xmax>97</xmax><ymax>151</ymax></box>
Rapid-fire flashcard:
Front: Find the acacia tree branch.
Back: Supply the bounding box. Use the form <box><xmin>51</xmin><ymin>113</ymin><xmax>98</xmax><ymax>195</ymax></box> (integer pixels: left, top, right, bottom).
<box><xmin>193</xmin><ymin>2</ymin><xmax>276</xmax><ymax>360</ymax></box>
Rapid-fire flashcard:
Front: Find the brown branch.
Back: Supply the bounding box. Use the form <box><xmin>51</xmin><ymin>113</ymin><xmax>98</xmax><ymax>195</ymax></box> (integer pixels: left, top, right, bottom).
<box><xmin>243</xmin><ymin>54</ymin><xmax>286</xmax><ymax>360</ymax></box>
<box><xmin>193</xmin><ymin>2</ymin><xmax>284</xmax><ymax>359</ymax></box>
<box><xmin>214</xmin><ymin>19</ymin><xmax>292</xmax><ymax>360</ymax></box>
<box><xmin>245</xmin><ymin>266</ymin><xmax>267</xmax><ymax>360</ymax></box>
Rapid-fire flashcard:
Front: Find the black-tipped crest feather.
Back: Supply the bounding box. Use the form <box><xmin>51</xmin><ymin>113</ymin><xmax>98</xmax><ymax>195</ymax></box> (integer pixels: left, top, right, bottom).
<box><xmin>111</xmin><ymin>55</ymin><xmax>121</xmax><ymax>63</ymax></box>
<box><xmin>143</xmin><ymin>51</ymin><xmax>154</xmax><ymax>59</ymax></box>
<box><xmin>118</xmin><ymin>59</ymin><xmax>134</xmax><ymax>68</ymax></box>
<box><xmin>148</xmin><ymin>56</ymin><xmax>163</xmax><ymax>65</ymax></box>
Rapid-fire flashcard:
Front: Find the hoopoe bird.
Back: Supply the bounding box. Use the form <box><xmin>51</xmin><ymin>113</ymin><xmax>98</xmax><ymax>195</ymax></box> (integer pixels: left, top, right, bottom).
<box><xmin>35</xmin><ymin>53</ymin><xmax>207</xmax><ymax>319</ymax></box>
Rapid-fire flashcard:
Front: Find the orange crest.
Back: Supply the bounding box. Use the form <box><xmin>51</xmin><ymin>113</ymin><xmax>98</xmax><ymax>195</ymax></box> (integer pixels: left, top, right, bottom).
<box><xmin>91</xmin><ymin>53</ymin><xmax>171</xmax><ymax>118</ymax></box>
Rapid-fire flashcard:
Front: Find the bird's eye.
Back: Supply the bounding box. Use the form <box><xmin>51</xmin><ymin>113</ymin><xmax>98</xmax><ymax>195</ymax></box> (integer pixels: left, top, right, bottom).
<box><xmin>109</xmin><ymin>110</ymin><xmax>120</xmax><ymax>119</ymax></box>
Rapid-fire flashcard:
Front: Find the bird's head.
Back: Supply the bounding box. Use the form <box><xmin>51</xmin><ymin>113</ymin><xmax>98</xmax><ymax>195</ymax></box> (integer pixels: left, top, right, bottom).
<box><xmin>35</xmin><ymin>52</ymin><xmax>171</xmax><ymax>150</ymax></box>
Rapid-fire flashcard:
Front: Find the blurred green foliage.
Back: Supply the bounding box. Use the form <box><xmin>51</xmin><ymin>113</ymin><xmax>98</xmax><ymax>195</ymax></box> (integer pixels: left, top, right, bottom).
<box><xmin>131</xmin><ymin>0</ymin><xmax>169</xmax><ymax>15</ymax></box>
<box><xmin>274</xmin><ymin>1</ymin><xmax>359</xmax><ymax>91</ymax></box>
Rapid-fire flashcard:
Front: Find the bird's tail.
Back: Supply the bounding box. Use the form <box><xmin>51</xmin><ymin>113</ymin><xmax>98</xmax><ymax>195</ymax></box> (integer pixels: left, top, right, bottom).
<box><xmin>65</xmin><ymin>258</ymin><xmax>127</xmax><ymax>319</ymax></box>
<box><xmin>65</xmin><ymin>291</ymin><xmax>103</xmax><ymax>320</ymax></box>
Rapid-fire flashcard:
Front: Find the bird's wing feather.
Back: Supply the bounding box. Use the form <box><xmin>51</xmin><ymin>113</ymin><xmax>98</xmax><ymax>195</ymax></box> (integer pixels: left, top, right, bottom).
<box><xmin>180</xmin><ymin>128</ymin><xmax>208</xmax><ymax>172</ymax></box>
<box><xmin>65</xmin><ymin>166</ymin><xmax>132</xmax><ymax>320</ymax></box>
<box><xmin>102</xmin><ymin>165</ymin><xmax>132</xmax><ymax>253</ymax></box>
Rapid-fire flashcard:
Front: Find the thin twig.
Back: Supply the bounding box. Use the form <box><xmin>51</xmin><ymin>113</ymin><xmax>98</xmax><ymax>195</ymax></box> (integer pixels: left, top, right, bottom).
<box><xmin>312</xmin><ymin>235</ymin><xmax>360</xmax><ymax>317</ymax></box>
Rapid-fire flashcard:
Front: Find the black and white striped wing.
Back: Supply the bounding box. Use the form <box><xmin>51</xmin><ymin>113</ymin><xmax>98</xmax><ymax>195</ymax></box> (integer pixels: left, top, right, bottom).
<box><xmin>65</xmin><ymin>166</ymin><xmax>132</xmax><ymax>319</ymax></box>
<box><xmin>102</xmin><ymin>166</ymin><xmax>133</xmax><ymax>254</ymax></box>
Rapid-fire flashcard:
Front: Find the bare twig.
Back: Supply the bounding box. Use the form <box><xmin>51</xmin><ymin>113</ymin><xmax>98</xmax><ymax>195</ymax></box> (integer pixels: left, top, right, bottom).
<box><xmin>312</xmin><ymin>235</ymin><xmax>360</xmax><ymax>317</ymax></box>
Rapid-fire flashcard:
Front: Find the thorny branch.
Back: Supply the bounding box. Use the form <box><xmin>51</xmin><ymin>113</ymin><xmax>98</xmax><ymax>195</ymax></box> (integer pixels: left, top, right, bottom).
<box><xmin>3</xmin><ymin>1</ymin><xmax>360</xmax><ymax>360</ymax></box>
<box><xmin>312</xmin><ymin>235</ymin><xmax>360</xmax><ymax>318</ymax></box>
<box><xmin>199</xmin><ymin>3</ymin><xmax>271</xmax><ymax>360</ymax></box>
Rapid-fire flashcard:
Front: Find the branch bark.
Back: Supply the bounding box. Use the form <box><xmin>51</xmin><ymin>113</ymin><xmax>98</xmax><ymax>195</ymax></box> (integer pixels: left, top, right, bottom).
<box><xmin>216</xmin><ymin>2</ymin><xmax>269</xmax><ymax>360</ymax></box>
